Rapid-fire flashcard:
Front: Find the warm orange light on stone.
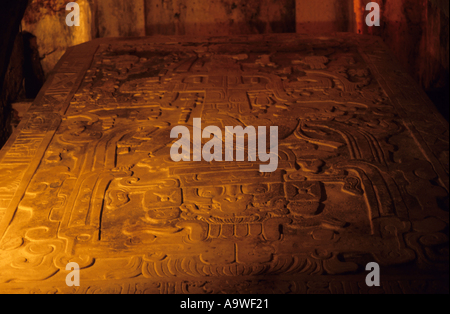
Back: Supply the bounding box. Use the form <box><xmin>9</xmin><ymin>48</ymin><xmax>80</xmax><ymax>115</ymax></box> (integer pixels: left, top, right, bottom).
<box><xmin>0</xmin><ymin>34</ymin><xmax>448</xmax><ymax>294</ymax></box>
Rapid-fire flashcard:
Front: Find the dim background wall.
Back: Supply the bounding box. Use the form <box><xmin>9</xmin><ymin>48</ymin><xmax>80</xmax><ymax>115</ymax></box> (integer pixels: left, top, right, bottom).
<box><xmin>0</xmin><ymin>0</ymin><xmax>28</xmax><ymax>147</ymax></box>
<box><xmin>360</xmin><ymin>0</ymin><xmax>449</xmax><ymax>98</ymax></box>
<box><xmin>0</xmin><ymin>0</ymin><xmax>448</xmax><ymax>149</ymax></box>
<box><xmin>15</xmin><ymin>0</ymin><xmax>450</xmax><ymax>90</ymax></box>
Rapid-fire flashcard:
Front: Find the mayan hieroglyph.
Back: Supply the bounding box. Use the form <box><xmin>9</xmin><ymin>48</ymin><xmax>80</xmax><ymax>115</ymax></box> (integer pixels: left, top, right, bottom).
<box><xmin>0</xmin><ymin>34</ymin><xmax>448</xmax><ymax>294</ymax></box>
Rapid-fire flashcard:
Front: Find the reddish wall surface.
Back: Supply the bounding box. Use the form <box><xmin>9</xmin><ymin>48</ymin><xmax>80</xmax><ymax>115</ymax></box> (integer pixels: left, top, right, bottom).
<box><xmin>19</xmin><ymin>0</ymin><xmax>448</xmax><ymax>93</ymax></box>
<box><xmin>359</xmin><ymin>0</ymin><xmax>448</xmax><ymax>92</ymax></box>
<box><xmin>1</xmin><ymin>0</ymin><xmax>448</xmax><ymax>148</ymax></box>
<box><xmin>357</xmin><ymin>0</ymin><xmax>449</xmax><ymax>118</ymax></box>
<box><xmin>144</xmin><ymin>0</ymin><xmax>295</xmax><ymax>36</ymax></box>
<box><xmin>0</xmin><ymin>0</ymin><xmax>28</xmax><ymax>148</ymax></box>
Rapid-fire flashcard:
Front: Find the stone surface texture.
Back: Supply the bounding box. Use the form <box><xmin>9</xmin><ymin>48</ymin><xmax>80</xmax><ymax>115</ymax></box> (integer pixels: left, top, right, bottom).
<box><xmin>145</xmin><ymin>0</ymin><xmax>295</xmax><ymax>36</ymax></box>
<box><xmin>18</xmin><ymin>0</ymin><xmax>447</xmax><ymax>94</ymax></box>
<box><xmin>0</xmin><ymin>34</ymin><xmax>448</xmax><ymax>294</ymax></box>
<box><xmin>21</xmin><ymin>0</ymin><xmax>93</xmax><ymax>77</ymax></box>
<box><xmin>96</xmin><ymin>0</ymin><xmax>146</xmax><ymax>38</ymax></box>
<box><xmin>0</xmin><ymin>0</ymin><xmax>29</xmax><ymax>150</ymax></box>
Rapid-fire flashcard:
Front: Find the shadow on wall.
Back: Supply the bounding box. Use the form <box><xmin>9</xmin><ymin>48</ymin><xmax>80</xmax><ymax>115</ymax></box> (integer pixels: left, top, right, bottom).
<box><xmin>0</xmin><ymin>31</ymin><xmax>46</xmax><ymax>148</ymax></box>
<box><xmin>22</xmin><ymin>32</ymin><xmax>45</xmax><ymax>99</ymax></box>
<box><xmin>21</xmin><ymin>0</ymin><xmax>93</xmax><ymax>78</ymax></box>
<box><xmin>145</xmin><ymin>21</ymin><xmax>296</xmax><ymax>37</ymax></box>
<box><xmin>16</xmin><ymin>0</ymin><xmax>450</xmax><ymax>121</ymax></box>
<box><xmin>21</xmin><ymin>0</ymin><xmax>296</xmax><ymax>76</ymax></box>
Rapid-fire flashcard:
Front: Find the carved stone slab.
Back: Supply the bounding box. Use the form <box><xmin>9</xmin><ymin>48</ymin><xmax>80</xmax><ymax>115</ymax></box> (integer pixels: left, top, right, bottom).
<box><xmin>0</xmin><ymin>34</ymin><xmax>448</xmax><ymax>294</ymax></box>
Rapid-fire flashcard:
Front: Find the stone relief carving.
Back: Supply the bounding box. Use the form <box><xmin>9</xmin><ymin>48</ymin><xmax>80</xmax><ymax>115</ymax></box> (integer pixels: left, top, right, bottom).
<box><xmin>0</xmin><ymin>34</ymin><xmax>447</xmax><ymax>294</ymax></box>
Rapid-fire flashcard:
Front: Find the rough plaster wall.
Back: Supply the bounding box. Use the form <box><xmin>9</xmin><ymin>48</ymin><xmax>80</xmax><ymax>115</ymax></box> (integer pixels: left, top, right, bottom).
<box><xmin>14</xmin><ymin>0</ymin><xmax>450</xmax><ymax>94</ymax></box>
<box><xmin>430</xmin><ymin>0</ymin><xmax>449</xmax><ymax>17</ymax></box>
<box><xmin>21</xmin><ymin>0</ymin><xmax>93</xmax><ymax>77</ymax></box>
<box><xmin>1</xmin><ymin>0</ymin><xmax>448</xmax><ymax>150</ymax></box>
<box><xmin>145</xmin><ymin>0</ymin><xmax>295</xmax><ymax>36</ymax></box>
<box><xmin>95</xmin><ymin>0</ymin><xmax>146</xmax><ymax>38</ymax></box>
<box><xmin>380</xmin><ymin>0</ymin><xmax>428</xmax><ymax>83</ymax></box>
<box><xmin>0</xmin><ymin>35</ymin><xmax>24</xmax><ymax>148</ymax></box>
<box><xmin>0</xmin><ymin>0</ymin><xmax>28</xmax><ymax>148</ymax></box>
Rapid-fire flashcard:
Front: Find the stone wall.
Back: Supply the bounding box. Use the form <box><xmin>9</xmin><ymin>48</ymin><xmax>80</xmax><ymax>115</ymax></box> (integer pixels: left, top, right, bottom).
<box><xmin>19</xmin><ymin>0</ymin><xmax>448</xmax><ymax>92</ymax></box>
<box><xmin>0</xmin><ymin>0</ymin><xmax>28</xmax><ymax>148</ymax></box>
<box><xmin>1</xmin><ymin>0</ymin><xmax>448</xmax><ymax>149</ymax></box>
<box><xmin>295</xmin><ymin>0</ymin><xmax>448</xmax><ymax>94</ymax></box>
<box><xmin>296</xmin><ymin>0</ymin><xmax>352</xmax><ymax>33</ymax></box>
<box><xmin>145</xmin><ymin>0</ymin><xmax>295</xmax><ymax>36</ymax></box>
<box><xmin>94</xmin><ymin>0</ymin><xmax>146</xmax><ymax>38</ymax></box>
<box><xmin>92</xmin><ymin>0</ymin><xmax>296</xmax><ymax>37</ymax></box>
<box><xmin>361</xmin><ymin>0</ymin><xmax>448</xmax><ymax>91</ymax></box>
<box><xmin>358</xmin><ymin>0</ymin><xmax>449</xmax><ymax>117</ymax></box>
<box><xmin>21</xmin><ymin>0</ymin><xmax>93</xmax><ymax>77</ymax></box>
<box><xmin>19</xmin><ymin>0</ymin><xmax>448</xmax><ymax>91</ymax></box>
<box><xmin>22</xmin><ymin>0</ymin><xmax>295</xmax><ymax>78</ymax></box>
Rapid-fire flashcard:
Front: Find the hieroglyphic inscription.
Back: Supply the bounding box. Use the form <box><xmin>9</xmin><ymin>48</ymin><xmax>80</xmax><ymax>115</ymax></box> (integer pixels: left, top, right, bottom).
<box><xmin>0</xmin><ymin>43</ymin><xmax>97</xmax><ymax>235</ymax></box>
<box><xmin>0</xmin><ymin>34</ymin><xmax>447</xmax><ymax>293</ymax></box>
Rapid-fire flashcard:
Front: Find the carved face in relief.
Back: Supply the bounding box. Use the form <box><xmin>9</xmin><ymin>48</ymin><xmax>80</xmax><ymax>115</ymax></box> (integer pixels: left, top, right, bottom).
<box><xmin>181</xmin><ymin>182</ymin><xmax>289</xmax><ymax>218</ymax></box>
